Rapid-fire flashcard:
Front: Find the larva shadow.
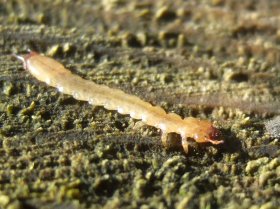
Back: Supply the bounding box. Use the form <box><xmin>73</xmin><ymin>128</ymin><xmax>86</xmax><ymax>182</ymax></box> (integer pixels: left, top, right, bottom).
<box><xmin>212</xmin><ymin>129</ymin><xmax>243</xmax><ymax>155</ymax></box>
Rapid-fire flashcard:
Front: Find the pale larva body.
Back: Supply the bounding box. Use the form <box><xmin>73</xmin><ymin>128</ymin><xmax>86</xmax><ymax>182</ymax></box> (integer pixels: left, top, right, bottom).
<box><xmin>15</xmin><ymin>52</ymin><xmax>223</xmax><ymax>153</ymax></box>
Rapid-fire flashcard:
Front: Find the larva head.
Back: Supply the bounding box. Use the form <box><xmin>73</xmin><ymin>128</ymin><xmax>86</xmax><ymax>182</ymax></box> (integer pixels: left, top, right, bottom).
<box><xmin>194</xmin><ymin>120</ymin><xmax>223</xmax><ymax>144</ymax></box>
<box><xmin>182</xmin><ymin>118</ymin><xmax>223</xmax><ymax>145</ymax></box>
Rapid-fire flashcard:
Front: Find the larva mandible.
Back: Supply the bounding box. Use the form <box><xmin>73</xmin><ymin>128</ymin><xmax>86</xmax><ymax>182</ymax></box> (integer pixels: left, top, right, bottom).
<box><xmin>14</xmin><ymin>51</ymin><xmax>223</xmax><ymax>153</ymax></box>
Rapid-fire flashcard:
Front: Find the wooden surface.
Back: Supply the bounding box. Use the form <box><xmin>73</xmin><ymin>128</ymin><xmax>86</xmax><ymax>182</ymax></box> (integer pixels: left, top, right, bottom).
<box><xmin>0</xmin><ymin>0</ymin><xmax>279</xmax><ymax>208</ymax></box>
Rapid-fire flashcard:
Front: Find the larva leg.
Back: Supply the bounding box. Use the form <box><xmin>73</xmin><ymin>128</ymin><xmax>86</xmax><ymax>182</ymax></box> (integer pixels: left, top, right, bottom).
<box><xmin>161</xmin><ymin>132</ymin><xmax>181</xmax><ymax>149</ymax></box>
<box><xmin>132</xmin><ymin>121</ymin><xmax>146</xmax><ymax>130</ymax></box>
<box><xmin>181</xmin><ymin>136</ymin><xmax>189</xmax><ymax>153</ymax></box>
<box><xmin>161</xmin><ymin>132</ymin><xmax>169</xmax><ymax>148</ymax></box>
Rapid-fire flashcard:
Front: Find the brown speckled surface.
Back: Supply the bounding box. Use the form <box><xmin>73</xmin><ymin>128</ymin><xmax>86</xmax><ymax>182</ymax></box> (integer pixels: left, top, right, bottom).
<box><xmin>0</xmin><ymin>0</ymin><xmax>279</xmax><ymax>209</ymax></box>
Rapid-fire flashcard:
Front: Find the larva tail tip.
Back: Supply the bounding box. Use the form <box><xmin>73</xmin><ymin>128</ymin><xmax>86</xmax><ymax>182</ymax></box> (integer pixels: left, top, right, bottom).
<box><xmin>12</xmin><ymin>54</ymin><xmax>25</xmax><ymax>63</ymax></box>
<box><xmin>12</xmin><ymin>51</ymin><xmax>38</xmax><ymax>63</ymax></box>
<box><xmin>12</xmin><ymin>51</ymin><xmax>38</xmax><ymax>70</ymax></box>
